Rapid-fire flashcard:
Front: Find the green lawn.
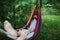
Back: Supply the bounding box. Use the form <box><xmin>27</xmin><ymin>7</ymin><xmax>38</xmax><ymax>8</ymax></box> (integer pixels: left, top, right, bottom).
<box><xmin>39</xmin><ymin>15</ymin><xmax>60</xmax><ymax>40</ymax></box>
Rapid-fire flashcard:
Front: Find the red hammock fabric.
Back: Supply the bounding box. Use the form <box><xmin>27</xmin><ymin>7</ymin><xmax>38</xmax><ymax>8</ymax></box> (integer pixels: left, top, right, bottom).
<box><xmin>26</xmin><ymin>9</ymin><xmax>41</xmax><ymax>40</ymax></box>
<box><xmin>32</xmin><ymin>10</ymin><xmax>41</xmax><ymax>40</ymax></box>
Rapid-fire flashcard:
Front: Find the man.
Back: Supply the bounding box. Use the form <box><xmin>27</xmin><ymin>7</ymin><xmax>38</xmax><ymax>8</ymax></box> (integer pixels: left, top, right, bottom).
<box><xmin>4</xmin><ymin>15</ymin><xmax>37</xmax><ymax>40</ymax></box>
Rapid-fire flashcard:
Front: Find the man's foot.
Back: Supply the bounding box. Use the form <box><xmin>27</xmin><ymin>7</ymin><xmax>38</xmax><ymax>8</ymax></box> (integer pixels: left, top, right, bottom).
<box><xmin>4</xmin><ymin>20</ymin><xmax>18</xmax><ymax>37</ymax></box>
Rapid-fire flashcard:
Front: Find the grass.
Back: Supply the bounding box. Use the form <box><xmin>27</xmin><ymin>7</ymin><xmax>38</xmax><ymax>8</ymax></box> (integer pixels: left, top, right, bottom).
<box><xmin>38</xmin><ymin>15</ymin><xmax>60</xmax><ymax>40</ymax></box>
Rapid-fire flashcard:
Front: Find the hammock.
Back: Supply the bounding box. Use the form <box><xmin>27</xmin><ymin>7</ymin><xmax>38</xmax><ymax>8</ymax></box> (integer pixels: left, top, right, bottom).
<box><xmin>17</xmin><ymin>0</ymin><xmax>41</xmax><ymax>39</ymax></box>
<box><xmin>32</xmin><ymin>9</ymin><xmax>41</xmax><ymax>40</ymax></box>
<box><xmin>29</xmin><ymin>0</ymin><xmax>41</xmax><ymax>40</ymax></box>
<box><xmin>17</xmin><ymin>5</ymin><xmax>41</xmax><ymax>40</ymax></box>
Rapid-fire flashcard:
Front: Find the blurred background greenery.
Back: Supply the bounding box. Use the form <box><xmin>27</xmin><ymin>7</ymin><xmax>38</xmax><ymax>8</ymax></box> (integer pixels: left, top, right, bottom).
<box><xmin>0</xmin><ymin>0</ymin><xmax>60</xmax><ymax>40</ymax></box>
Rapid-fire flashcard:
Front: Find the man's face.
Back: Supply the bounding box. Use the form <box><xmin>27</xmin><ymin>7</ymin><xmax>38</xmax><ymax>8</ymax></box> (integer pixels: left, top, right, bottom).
<box><xmin>33</xmin><ymin>15</ymin><xmax>37</xmax><ymax>19</ymax></box>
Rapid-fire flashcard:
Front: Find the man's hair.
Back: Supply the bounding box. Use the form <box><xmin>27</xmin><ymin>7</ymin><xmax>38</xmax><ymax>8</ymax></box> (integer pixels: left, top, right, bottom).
<box><xmin>32</xmin><ymin>15</ymin><xmax>37</xmax><ymax>19</ymax></box>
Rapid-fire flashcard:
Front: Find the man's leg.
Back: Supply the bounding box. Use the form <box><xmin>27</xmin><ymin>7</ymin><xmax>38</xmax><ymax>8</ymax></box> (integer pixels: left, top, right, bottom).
<box><xmin>0</xmin><ymin>28</ymin><xmax>18</xmax><ymax>39</ymax></box>
<box><xmin>4</xmin><ymin>20</ymin><xmax>18</xmax><ymax>37</ymax></box>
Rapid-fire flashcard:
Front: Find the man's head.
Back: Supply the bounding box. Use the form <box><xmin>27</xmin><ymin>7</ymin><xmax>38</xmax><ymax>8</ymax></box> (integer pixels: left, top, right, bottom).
<box><xmin>33</xmin><ymin>15</ymin><xmax>37</xmax><ymax>19</ymax></box>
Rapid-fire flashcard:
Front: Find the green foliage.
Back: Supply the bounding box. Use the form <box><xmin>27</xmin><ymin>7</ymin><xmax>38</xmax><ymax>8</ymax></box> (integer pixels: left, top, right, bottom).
<box><xmin>42</xmin><ymin>4</ymin><xmax>60</xmax><ymax>15</ymax></box>
<box><xmin>0</xmin><ymin>0</ymin><xmax>36</xmax><ymax>29</ymax></box>
<box><xmin>42</xmin><ymin>0</ymin><xmax>48</xmax><ymax>4</ymax></box>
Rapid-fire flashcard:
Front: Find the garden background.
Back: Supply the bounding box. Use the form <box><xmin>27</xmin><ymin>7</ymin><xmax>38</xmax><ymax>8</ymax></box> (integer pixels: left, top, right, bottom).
<box><xmin>0</xmin><ymin>0</ymin><xmax>60</xmax><ymax>40</ymax></box>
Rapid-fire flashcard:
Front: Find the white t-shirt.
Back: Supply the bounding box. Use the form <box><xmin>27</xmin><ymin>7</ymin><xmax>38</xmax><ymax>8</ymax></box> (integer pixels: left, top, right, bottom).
<box><xmin>28</xmin><ymin>19</ymin><xmax>36</xmax><ymax>29</ymax></box>
<box><xmin>27</xmin><ymin>19</ymin><xmax>36</xmax><ymax>39</ymax></box>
